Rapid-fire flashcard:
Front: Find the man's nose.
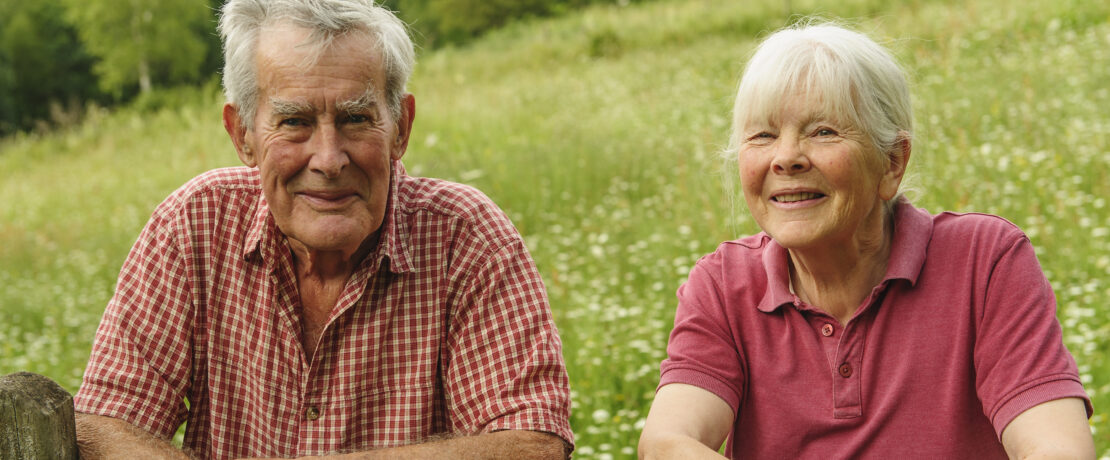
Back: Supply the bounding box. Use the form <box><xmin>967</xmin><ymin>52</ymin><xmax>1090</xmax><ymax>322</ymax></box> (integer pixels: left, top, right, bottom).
<box><xmin>307</xmin><ymin>124</ymin><xmax>349</xmax><ymax>179</ymax></box>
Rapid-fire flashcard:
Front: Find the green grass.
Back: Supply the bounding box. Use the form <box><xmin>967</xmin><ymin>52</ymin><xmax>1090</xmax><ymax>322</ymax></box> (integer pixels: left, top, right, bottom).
<box><xmin>3</xmin><ymin>0</ymin><xmax>1109</xmax><ymax>457</ymax></box>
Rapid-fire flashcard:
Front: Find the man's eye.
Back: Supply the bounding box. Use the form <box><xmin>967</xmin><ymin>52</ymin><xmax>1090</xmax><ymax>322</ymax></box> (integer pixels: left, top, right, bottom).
<box><xmin>279</xmin><ymin>118</ymin><xmax>307</xmax><ymax>127</ymax></box>
<box><xmin>345</xmin><ymin>114</ymin><xmax>370</xmax><ymax>124</ymax></box>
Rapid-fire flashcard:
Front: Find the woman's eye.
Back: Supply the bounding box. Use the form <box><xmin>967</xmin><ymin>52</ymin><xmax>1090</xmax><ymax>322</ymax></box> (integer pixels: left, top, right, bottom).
<box><xmin>815</xmin><ymin>128</ymin><xmax>838</xmax><ymax>137</ymax></box>
<box><xmin>748</xmin><ymin>132</ymin><xmax>775</xmax><ymax>142</ymax></box>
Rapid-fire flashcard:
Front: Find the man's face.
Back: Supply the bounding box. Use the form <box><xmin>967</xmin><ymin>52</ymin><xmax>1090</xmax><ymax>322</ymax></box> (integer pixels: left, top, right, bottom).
<box><xmin>225</xmin><ymin>23</ymin><xmax>414</xmax><ymax>259</ymax></box>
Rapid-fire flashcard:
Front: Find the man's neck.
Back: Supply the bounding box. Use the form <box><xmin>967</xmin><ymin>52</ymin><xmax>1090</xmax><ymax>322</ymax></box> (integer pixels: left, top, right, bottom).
<box><xmin>286</xmin><ymin>234</ymin><xmax>378</xmax><ymax>360</ymax></box>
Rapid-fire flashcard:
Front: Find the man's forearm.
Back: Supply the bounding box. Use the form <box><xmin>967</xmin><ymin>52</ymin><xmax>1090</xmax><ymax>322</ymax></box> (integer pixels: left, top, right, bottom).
<box><xmin>245</xmin><ymin>430</ymin><xmax>567</xmax><ymax>460</ymax></box>
<box><xmin>75</xmin><ymin>412</ymin><xmax>191</xmax><ymax>460</ymax></box>
<box><xmin>356</xmin><ymin>431</ymin><xmax>567</xmax><ymax>460</ymax></box>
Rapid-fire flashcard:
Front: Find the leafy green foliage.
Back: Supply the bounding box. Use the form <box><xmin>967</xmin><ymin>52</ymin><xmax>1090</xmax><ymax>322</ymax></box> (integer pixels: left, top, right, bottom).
<box><xmin>0</xmin><ymin>0</ymin><xmax>101</xmax><ymax>134</ymax></box>
<box><xmin>385</xmin><ymin>0</ymin><xmax>648</xmax><ymax>47</ymax></box>
<box><xmin>60</xmin><ymin>0</ymin><xmax>212</xmax><ymax>96</ymax></box>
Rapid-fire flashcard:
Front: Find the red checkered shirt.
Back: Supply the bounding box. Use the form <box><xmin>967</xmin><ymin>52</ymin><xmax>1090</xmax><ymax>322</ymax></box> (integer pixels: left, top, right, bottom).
<box><xmin>74</xmin><ymin>162</ymin><xmax>573</xmax><ymax>459</ymax></box>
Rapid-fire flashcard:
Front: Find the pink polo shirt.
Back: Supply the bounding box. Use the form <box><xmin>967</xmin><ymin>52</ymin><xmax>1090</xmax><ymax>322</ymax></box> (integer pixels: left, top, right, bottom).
<box><xmin>659</xmin><ymin>200</ymin><xmax>1092</xmax><ymax>458</ymax></box>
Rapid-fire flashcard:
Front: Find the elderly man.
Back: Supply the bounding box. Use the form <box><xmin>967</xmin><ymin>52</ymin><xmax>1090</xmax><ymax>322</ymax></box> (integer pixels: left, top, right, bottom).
<box><xmin>72</xmin><ymin>1</ymin><xmax>572</xmax><ymax>458</ymax></box>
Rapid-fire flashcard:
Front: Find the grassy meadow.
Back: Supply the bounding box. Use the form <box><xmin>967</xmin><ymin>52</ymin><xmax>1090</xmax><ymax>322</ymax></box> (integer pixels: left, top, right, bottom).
<box><xmin>3</xmin><ymin>0</ymin><xmax>1110</xmax><ymax>457</ymax></box>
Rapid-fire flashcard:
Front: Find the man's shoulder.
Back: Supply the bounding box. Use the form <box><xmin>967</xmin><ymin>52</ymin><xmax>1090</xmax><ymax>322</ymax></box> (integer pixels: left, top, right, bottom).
<box><xmin>177</xmin><ymin>166</ymin><xmax>261</xmax><ymax>196</ymax></box>
<box><xmin>160</xmin><ymin>167</ymin><xmax>260</xmax><ymax>207</ymax></box>
<box><xmin>151</xmin><ymin>167</ymin><xmax>261</xmax><ymax>222</ymax></box>
<box><xmin>395</xmin><ymin>174</ymin><xmax>517</xmax><ymax>239</ymax></box>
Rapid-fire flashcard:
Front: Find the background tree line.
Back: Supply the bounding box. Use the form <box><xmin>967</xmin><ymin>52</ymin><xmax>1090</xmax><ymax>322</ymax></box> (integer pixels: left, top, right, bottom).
<box><xmin>0</xmin><ymin>0</ymin><xmax>643</xmax><ymax>137</ymax></box>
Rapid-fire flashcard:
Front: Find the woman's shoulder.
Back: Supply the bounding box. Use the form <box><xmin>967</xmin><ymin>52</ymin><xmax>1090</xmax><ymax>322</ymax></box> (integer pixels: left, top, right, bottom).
<box><xmin>687</xmin><ymin>233</ymin><xmax>777</xmax><ymax>283</ymax></box>
<box><xmin>931</xmin><ymin>209</ymin><xmax>1028</xmax><ymax>243</ymax></box>
<box><xmin>920</xmin><ymin>209</ymin><xmax>1033</xmax><ymax>263</ymax></box>
<box><xmin>702</xmin><ymin>233</ymin><xmax>774</xmax><ymax>263</ymax></box>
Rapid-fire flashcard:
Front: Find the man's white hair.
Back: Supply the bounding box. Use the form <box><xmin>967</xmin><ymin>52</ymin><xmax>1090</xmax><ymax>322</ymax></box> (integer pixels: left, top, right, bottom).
<box><xmin>219</xmin><ymin>0</ymin><xmax>415</xmax><ymax>130</ymax></box>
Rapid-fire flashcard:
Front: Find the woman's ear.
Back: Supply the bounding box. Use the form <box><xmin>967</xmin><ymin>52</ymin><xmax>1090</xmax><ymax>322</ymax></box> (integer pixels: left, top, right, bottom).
<box><xmin>223</xmin><ymin>103</ymin><xmax>257</xmax><ymax>167</ymax></box>
<box><xmin>879</xmin><ymin>132</ymin><xmax>912</xmax><ymax>201</ymax></box>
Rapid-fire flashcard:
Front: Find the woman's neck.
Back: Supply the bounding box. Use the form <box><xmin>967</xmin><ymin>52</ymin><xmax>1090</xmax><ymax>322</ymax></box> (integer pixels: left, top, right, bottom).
<box><xmin>787</xmin><ymin>212</ymin><xmax>893</xmax><ymax>325</ymax></box>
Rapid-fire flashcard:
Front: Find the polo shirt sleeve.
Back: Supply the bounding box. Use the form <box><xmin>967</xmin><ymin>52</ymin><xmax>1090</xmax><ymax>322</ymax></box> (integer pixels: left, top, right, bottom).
<box><xmin>974</xmin><ymin>234</ymin><xmax>1093</xmax><ymax>438</ymax></box>
<box><xmin>73</xmin><ymin>202</ymin><xmax>194</xmax><ymax>439</ymax></box>
<box><xmin>658</xmin><ymin>256</ymin><xmax>745</xmax><ymax>414</ymax></box>
<box><xmin>441</xmin><ymin>234</ymin><xmax>574</xmax><ymax>448</ymax></box>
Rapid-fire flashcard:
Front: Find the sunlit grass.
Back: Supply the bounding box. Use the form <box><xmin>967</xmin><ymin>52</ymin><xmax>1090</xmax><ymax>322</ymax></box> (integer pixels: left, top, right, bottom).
<box><xmin>2</xmin><ymin>0</ymin><xmax>1108</xmax><ymax>457</ymax></box>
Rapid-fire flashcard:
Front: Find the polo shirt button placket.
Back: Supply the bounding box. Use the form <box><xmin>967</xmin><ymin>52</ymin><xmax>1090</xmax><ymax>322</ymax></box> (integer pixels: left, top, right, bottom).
<box><xmin>838</xmin><ymin>362</ymin><xmax>853</xmax><ymax>378</ymax></box>
<box><xmin>821</xmin><ymin>323</ymin><xmax>834</xmax><ymax>337</ymax></box>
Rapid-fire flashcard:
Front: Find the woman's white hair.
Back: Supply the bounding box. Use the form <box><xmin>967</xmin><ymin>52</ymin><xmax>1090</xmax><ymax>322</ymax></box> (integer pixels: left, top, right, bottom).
<box><xmin>219</xmin><ymin>0</ymin><xmax>415</xmax><ymax>130</ymax></box>
<box><xmin>728</xmin><ymin>19</ymin><xmax>913</xmax><ymax>214</ymax></box>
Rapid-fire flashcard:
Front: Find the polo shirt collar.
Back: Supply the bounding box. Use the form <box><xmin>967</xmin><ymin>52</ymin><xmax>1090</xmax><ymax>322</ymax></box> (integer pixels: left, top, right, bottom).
<box><xmin>756</xmin><ymin>199</ymin><xmax>934</xmax><ymax>313</ymax></box>
<box><xmin>242</xmin><ymin>160</ymin><xmax>414</xmax><ymax>275</ymax></box>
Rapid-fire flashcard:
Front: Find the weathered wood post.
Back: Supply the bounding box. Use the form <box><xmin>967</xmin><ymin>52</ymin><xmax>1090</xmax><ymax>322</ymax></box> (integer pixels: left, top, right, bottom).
<box><xmin>0</xmin><ymin>372</ymin><xmax>79</xmax><ymax>460</ymax></box>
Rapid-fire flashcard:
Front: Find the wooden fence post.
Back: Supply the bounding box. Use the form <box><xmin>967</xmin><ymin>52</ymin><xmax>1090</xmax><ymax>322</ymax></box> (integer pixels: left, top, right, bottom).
<box><xmin>0</xmin><ymin>372</ymin><xmax>79</xmax><ymax>460</ymax></box>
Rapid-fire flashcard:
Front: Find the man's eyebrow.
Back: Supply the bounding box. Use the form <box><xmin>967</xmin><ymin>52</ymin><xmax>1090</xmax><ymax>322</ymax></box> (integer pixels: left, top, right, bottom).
<box><xmin>270</xmin><ymin>98</ymin><xmax>313</xmax><ymax>116</ymax></box>
<box><xmin>336</xmin><ymin>90</ymin><xmax>378</xmax><ymax>113</ymax></box>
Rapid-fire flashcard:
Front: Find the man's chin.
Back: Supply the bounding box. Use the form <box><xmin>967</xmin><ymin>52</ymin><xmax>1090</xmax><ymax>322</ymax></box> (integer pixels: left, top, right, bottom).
<box><xmin>284</xmin><ymin>227</ymin><xmax>380</xmax><ymax>261</ymax></box>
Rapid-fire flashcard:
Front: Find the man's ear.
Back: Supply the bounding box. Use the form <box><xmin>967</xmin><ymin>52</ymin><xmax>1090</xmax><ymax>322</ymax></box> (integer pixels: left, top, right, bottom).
<box><xmin>223</xmin><ymin>103</ymin><xmax>256</xmax><ymax>167</ymax></box>
<box><xmin>879</xmin><ymin>131</ymin><xmax>912</xmax><ymax>201</ymax></box>
<box><xmin>390</xmin><ymin>93</ymin><xmax>416</xmax><ymax>161</ymax></box>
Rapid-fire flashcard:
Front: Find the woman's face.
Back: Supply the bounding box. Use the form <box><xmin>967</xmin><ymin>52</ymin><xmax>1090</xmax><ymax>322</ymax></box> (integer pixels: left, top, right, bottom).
<box><xmin>737</xmin><ymin>92</ymin><xmax>902</xmax><ymax>251</ymax></box>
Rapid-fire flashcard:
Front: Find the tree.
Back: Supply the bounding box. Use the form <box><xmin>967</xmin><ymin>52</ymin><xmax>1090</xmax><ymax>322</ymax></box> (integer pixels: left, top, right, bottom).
<box><xmin>0</xmin><ymin>0</ymin><xmax>101</xmax><ymax>134</ymax></box>
<box><xmin>62</xmin><ymin>0</ymin><xmax>211</xmax><ymax>97</ymax></box>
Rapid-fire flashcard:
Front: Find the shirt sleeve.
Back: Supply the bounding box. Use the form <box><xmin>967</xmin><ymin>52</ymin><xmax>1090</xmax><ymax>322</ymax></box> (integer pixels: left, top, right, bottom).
<box><xmin>441</xmin><ymin>233</ymin><xmax>574</xmax><ymax>448</ymax></box>
<box><xmin>73</xmin><ymin>203</ymin><xmax>194</xmax><ymax>439</ymax></box>
<box><xmin>974</xmin><ymin>234</ymin><xmax>1093</xmax><ymax>438</ymax></box>
<box><xmin>658</xmin><ymin>257</ymin><xmax>745</xmax><ymax>413</ymax></box>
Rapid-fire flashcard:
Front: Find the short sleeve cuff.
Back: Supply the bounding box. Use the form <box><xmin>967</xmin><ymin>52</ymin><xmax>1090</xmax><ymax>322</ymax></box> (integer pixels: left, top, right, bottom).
<box><xmin>990</xmin><ymin>376</ymin><xmax>1093</xmax><ymax>438</ymax></box>
<box><xmin>486</xmin><ymin>408</ymin><xmax>575</xmax><ymax>450</ymax></box>
<box><xmin>658</xmin><ymin>366</ymin><xmax>741</xmax><ymax>413</ymax></box>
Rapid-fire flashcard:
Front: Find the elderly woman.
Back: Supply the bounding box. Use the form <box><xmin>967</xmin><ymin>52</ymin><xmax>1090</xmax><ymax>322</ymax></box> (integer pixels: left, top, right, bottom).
<box><xmin>638</xmin><ymin>22</ymin><xmax>1094</xmax><ymax>459</ymax></box>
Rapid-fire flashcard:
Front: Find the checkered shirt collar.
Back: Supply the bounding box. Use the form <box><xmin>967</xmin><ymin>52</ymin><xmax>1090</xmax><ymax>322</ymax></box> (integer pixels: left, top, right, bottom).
<box><xmin>241</xmin><ymin>160</ymin><xmax>414</xmax><ymax>275</ymax></box>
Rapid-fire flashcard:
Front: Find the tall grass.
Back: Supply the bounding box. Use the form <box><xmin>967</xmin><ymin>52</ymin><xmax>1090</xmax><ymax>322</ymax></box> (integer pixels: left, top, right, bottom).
<box><xmin>2</xmin><ymin>0</ymin><xmax>1108</xmax><ymax>457</ymax></box>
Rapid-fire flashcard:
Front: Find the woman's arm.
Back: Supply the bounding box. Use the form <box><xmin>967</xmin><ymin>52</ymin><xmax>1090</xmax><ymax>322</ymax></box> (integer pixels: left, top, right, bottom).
<box><xmin>1000</xmin><ymin>397</ymin><xmax>1094</xmax><ymax>460</ymax></box>
<box><xmin>638</xmin><ymin>383</ymin><xmax>733</xmax><ymax>460</ymax></box>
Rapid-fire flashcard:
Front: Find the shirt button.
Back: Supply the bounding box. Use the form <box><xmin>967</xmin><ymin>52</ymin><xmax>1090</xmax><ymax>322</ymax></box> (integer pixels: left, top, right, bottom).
<box><xmin>821</xmin><ymin>324</ymin><xmax>834</xmax><ymax>337</ymax></box>
<box><xmin>305</xmin><ymin>406</ymin><xmax>320</xmax><ymax>421</ymax></box>
<box><xmin>838</xmin><ymin>363</ymin><xmax>853</xmax><ymax>378</ymax></box>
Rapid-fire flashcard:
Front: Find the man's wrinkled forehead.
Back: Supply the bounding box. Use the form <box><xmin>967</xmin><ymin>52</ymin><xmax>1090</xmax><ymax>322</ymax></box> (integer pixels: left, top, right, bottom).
<box><xmin>253</xmin><ymin>22</ymin><xmax>386</xmax><ymax>103</ymax></box>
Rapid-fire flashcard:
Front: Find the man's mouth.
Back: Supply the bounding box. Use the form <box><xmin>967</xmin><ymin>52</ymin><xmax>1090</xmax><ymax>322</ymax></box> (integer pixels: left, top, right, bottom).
<box><xmin>303</xmin><ymin>192</ymin><xmax>352</xmax><ymax>200</ymax></box>
<box><xmin>772</xmin><ymin>192</ymin><xmax>824</xmax><ymax>203</ymax></box>
<box><xmin>298</xmin><ymin>190</ymin><xmax>359</xmax><ymax>208</ymax></box>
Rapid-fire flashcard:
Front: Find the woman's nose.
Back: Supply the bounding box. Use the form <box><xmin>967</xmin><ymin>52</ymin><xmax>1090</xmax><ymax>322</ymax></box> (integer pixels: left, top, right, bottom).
<box><xmin>771</xmin><ymin>140</ymin><xmax>811</xmax><ymax>175</ymax></box>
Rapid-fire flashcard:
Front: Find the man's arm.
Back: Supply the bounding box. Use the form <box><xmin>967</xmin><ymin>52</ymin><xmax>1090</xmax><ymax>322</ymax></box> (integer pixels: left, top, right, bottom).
<box><xmin>638</xmin><ymin>383</ymin><xmax>733</xmax><ymax>460</ymax></box>
<box><xmin>1000</xmin><ymin>397</ymin><xmax>1094</xmax><ymax>460</ymax></box>
<box><xmin>241</xmin><ymin>431</ymin><xmax>566</xmax><ymax>460</ymax></box>
<box><xmin>79</xmin><ymin>414</ymin><xmax>566</xmax><ymax>460</ymax></box>
<box><xmin>343</xmin><ymin>431</ymin><xmax>567</xmax><ymax>460</ymax></box>
<box><xmin>75</xmin><ymin>413</ymin><xmax>191</xmax><ymax>460</ymax></box>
